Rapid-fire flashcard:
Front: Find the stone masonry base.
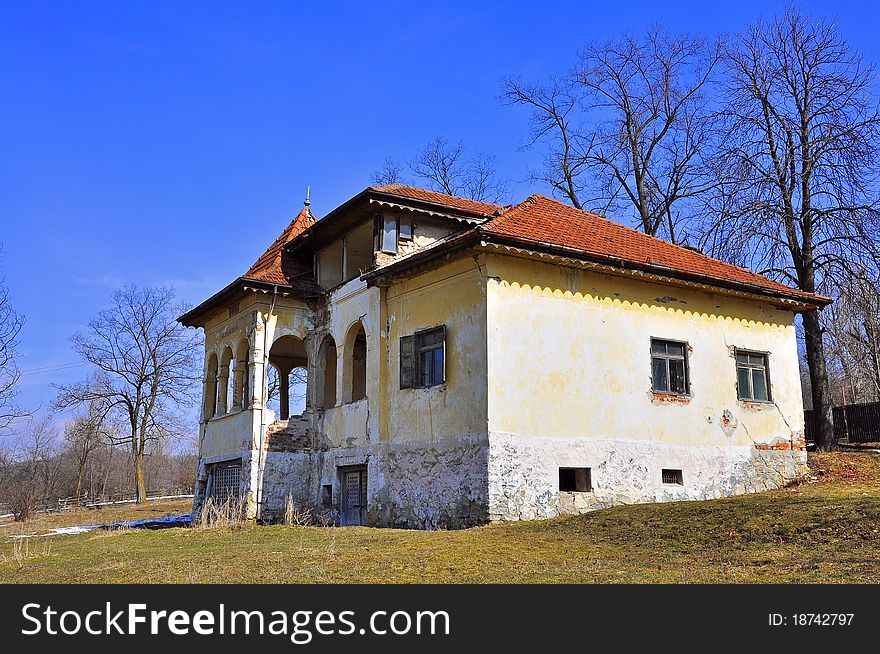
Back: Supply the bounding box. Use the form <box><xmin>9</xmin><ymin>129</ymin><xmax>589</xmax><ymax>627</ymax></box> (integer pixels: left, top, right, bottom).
<box><xmin>487</xmin><ymin>432</ymin><xmax>808</xmax><ymax>521</ymax></box>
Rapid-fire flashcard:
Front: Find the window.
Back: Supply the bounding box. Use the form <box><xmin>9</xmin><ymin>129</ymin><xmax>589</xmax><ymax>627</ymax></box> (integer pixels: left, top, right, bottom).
<box><xmin>399</xmin><ymin>326</ymin><xmax>446</xmax><ymax>389</ymax></box>
<box><xmin>381</xmin><ymin>212</ymin><xmax>398</xmax><ymax>253</ymax></box>
<box><xmin>399</xmin><ymin>215</ymin><xmax>413</xmax><ymax>241</ymax></box>
<box><xmin>208</xmin><ymin>462</ymin><xmax>242</xmax><ymax>501</ymax></box>
<box><xmin>736</xmin><ymin>350</ymin><xmax>771</xmax><ymax>402</ymax></box>
<box><xmin>651</xmin><ymin>338</ymin><xmax>689</xmax><ymax>395</ymax></box>
<box><xmin>559</xmin><ymin>467</ymin><xmax>592</xmax><ymax>492</ymax></box>
<box><xmin>662</xmin><ymin>469</ymin><xmax>684</xmax><ymax>485</ymax></box>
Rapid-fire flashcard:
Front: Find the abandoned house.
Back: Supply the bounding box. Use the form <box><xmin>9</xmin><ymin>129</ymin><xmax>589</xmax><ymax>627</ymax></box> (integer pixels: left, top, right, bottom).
<box><xmin>179</xmin><ymin>184</ymin><xmax>829</xmax><ymax>528</ymax></box>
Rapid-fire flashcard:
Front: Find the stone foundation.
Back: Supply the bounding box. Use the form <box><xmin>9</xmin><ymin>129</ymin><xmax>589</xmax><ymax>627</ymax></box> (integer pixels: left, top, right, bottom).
<box><xmin>254</xmin><ymin>434</ymin><xmax>489</xmax><ymax>529</ymax></box>
<box><xmin>197</xmin><ymin>429</ymin><xmax>807</xmax><ymax>528</ymax></box>
<box><xmin>368</xmin><ymin>435</ymin><xmax>489</xmax><ymax>529</ymax></box>
<box><xmin>487</xmin><ymin>432</ymin><xmax>807</xmax><ymax>521</ymax></box>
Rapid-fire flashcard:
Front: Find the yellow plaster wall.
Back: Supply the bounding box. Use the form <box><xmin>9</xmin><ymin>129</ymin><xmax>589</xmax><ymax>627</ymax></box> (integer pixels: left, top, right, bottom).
<box><xmin>381</xmin><ymin>256</ymin><xmax>488</xmax><ymax>444</ymax></box>
<box><xmin>485</xmin><ymin>254</ymin><xmax>805</xmax><ymax>447</ymax></box>
<box><xmin>320</xmin><ymin>278</ymin><xmax>381</xmax><ymax>447</ymax></box>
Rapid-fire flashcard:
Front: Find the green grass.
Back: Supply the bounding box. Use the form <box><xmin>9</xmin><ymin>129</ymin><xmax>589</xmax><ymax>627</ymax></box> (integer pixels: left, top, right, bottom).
<box><xmin>2</xmin><ymin>452</ymin><xmax>879</xmax><ymax>583</ymax></box>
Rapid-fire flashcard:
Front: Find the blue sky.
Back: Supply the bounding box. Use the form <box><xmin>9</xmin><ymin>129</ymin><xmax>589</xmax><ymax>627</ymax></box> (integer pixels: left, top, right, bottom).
<box><xmin>1</xmin><ymin>0</ymin><xmax>878</xmax><ymax>414</ymax></box>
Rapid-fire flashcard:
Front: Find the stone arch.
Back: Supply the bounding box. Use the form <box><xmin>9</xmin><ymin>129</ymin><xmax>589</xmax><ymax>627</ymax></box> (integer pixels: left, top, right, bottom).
<box><xmin>317</xmin><ymin>334</ymin><xmax>337</xmax><ymax>409</ymax></box>
<box><xmin>342</xmin><ymin>321</ymin><xmax>367</xmax><ymax>403</ymax></box>
<box><xmin>204</xmin><ymin>352</ymin><xmax>218</xmax><ymax>419</ymax></box>
<box><xmin>218</xmin><ymin>346</ymin><xmax>234</xmax><ymax>414</ymax></box>
<box><xmin>268</xmin><ymin>335</ymin><xmax>309</xmax><ymax>420</ymax></box>
<box><xmin>234</xmin><ymin>337</ymin><xmax>250</xmax><ymax>410</ymax></box>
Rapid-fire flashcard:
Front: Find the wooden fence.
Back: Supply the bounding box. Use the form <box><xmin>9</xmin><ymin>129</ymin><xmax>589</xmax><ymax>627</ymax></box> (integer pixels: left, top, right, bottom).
<box><xmin>0</xmin><ymin>488</ymin><xmax>194</xmax><ymax>518</ymax></box>
<box><xmin>804</xmin><ymin>401</ymin><xmax>880</xmax><ymax>444</ymax></box>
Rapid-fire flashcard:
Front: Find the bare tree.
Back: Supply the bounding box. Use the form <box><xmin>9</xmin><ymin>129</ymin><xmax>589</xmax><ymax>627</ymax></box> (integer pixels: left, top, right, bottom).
<box><xmin>3</xmin><ymin>415</ymin><xmax>60</xmax><ymax>521</ymax></box>
<box><xmin>503</xmin><ymin>26</ymin><xmax>722</xmax><ymax>242</ymax></box>
<box><xmin>371</xmin><ymin>137</ymin><xmax>509</xmax><ymax>203</ymax></box>
<box><xmin>822</xmin><ymin>274</ymin><xmax>880</xmax><ymax>404</ymax></box>
<box><xmin>702</xmin><ymin>8</ymin><xmax>880</xmax><ymax>450</ymax></box>
<box><xmin>0</xmin><ymin>248</ymin><xmax>26</xmax><ymax>435</ymax></box>
<box><xmin>63</xmin><ymin>394</ymin><xmax>110</xmax><ymax>498</ymax></box>
<box><xmin>54</xmin><ymin>286</ymin><xmax>201</xmax><ymax>502</ymax></box>
<box><xmin>370</xmin><ymin>157</ymin><xmax>405</xmax><ymax>186</ymax></box>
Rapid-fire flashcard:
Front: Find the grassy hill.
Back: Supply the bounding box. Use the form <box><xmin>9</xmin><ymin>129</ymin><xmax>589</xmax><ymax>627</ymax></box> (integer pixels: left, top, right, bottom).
<box><xmin>2</xmin><ymin>452</ymin><xmax>878</xmax><ymax>583</ymax></box>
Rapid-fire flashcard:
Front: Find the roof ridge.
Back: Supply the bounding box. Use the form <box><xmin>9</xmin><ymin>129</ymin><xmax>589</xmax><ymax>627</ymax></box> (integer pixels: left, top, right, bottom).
<box><xmin>368</xmin><ymin>183</ymin><xmax>506</xmax><ymax>214</ymax></box>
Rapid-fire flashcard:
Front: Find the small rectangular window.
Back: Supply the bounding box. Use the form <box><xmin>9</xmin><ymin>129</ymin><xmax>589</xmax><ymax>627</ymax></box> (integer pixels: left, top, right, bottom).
<box><xmin>208</xmin><ymin>461</ymin><xmax>242</xmax><ymax>501</ymax></box>
<box><xmin>651</xmin><ymin>338</ymin><xmax>689</xmax><ymax>395</ymax></box>
<box><xmin>381</xmin><ymin>213</ymin><xmax>398</xmax><ymax>253</ymax></box>
<box><xmin>662</xmin><ymin>469</ymin><xmax>683</xmax><ymax>485</ymax></box>
<box><xmin>399</xmin><ymin>215</ymin><xmax>413</xmax><ymax>241</ymax></box>
<box><xmin>559</xmin><ymin>467</ymin><xmax>592</xmax><ymax>492</ymax></box>
<box><xmin>400</xmin><ymin>328</ymin><xmax>446</xmax><ymax>389</ymax></box>
<box><xmin>416</xmin><ymin>326</ymin><xmax>445</xmax><ymax>387</ymax></box>
<box><xmin>736</xmin><ymin>350</ymin><xmax>770</xmax><ymax>401</ymax></box>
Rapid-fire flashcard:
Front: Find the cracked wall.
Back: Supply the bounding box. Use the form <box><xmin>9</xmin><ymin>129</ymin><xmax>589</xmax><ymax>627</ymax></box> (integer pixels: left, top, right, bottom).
<box><xmin>483</xmin><ymin>254</ymin><xmax>808</xmax><ymax>521</ymax></box>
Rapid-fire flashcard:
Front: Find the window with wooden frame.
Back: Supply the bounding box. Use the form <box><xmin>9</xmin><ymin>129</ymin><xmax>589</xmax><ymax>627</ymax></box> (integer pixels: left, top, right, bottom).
<box><xmin>736</xmin><ymin>350</ymin><xmax>771</xmax><ymax>402</ymax></box>
<box><xmin>379</xmin><ymin>211</ymin><xmax>398</xmax><ymax>254</ymax></box>
<box><xmin>559</xmin><ymin>467</ymin><xmax>592</xmax><ymax>492</ymax></box>
<box><xmin>399</xmin><ymin>214</ymin><xmax>413</xmax><ymax>241</ymax></box>
<box><xmin>651</xmin><ymin>338</ymin><xmax>689</xmax><ymax>395</ymax></box>
<box><xmin>399</xmin><ymin>326</ymin><xmax>446</xmax><ymax>389</ymax></box>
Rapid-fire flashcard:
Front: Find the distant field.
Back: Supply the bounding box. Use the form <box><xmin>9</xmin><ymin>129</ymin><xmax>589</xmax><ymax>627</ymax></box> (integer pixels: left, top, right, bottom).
<box><xmin>1</xmin><ymin>452</ymin><xmax>878</xmax><ymax>584</ymax></box>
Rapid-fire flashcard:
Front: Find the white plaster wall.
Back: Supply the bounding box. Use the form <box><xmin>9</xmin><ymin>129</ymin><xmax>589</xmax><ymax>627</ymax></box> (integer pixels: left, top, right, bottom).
<box><xmin>484</xmin><ymin>253</ymin><xmax>808</xmax><ymax>520</ymax></box>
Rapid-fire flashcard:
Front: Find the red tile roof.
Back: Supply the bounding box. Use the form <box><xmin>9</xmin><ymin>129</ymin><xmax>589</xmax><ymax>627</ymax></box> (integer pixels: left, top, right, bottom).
<box><xmin>478</xmin><ymin>195</ymin><xmax>825</xmax><ymax>304</ymax></box>
<box><xmin>244</xmin><ymin>206</ymin><xmax>317</xmax><ymax>285</ymax></box>
<box><xmin>369</xmin><ymin>183</ymin><xmax>503</xmax><ymax>217</ymax></box>
<box><xmin>242</xmin><ymin>186</ymin><xmax>825</xmax><ymax>307</ymax></box>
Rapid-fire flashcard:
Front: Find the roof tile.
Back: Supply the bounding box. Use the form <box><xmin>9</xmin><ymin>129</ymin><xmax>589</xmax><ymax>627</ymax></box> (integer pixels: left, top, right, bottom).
<box><xmin>479</xmin><ymin>194</ymin><xmax>821</xmax><ymax>302</ymax></box>
<box><xmin>369</xmin><ymin>183</ymin><xmax>504</xmax><ymax>216</ymax></box>
<box><xmin>244</xmin><ymin>206</ymin><xmax>317</xmax><ymax>285</ymax></box>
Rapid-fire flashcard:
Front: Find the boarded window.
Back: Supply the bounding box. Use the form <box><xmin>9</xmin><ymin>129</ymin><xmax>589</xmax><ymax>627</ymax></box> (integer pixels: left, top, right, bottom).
<box><xmin>559</xmin><ymin>467</ymin><xmax>592</xmax><ymax>492</ymax></box>
<box><xmin>662</xmin><ymin>469</ymin><xmax>684</xmax><ymax>485</ymax></box>
<box><xmin>651</xmin><ymin>338</ymin><xmax>689</xmax><ymax>395</ymax></box>
<box><xmin>400</xmin><ymin>326</ymin><xmax>446</xmax><ymax>389</ymax></box>
<box><xmin>381</xmin><ymin>213</ymin><xmax>398</xmax><ymax>254</ymax></box>
<box><xmin>399</xmin><ymin>215</ymin><xmax>413</xmax><ymax>241</ymax></box>
<box><xmin>399</xmin><ymin>335</ymin><xmax>415</xmax><ymax>389</ymax></box>
<box><xmin>736</xmin><ymin>350</ymin><xmax>770</xmax><ymax>402</ymax></box>
<box><xmin>208</xmin><ymin>462</ymin><xmax>241</xmax><ymax>501</ymax></box>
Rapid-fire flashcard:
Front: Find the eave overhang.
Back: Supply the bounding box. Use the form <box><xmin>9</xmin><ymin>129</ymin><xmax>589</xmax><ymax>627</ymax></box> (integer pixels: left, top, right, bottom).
<box><xmin>362</xmin><ymin>228</ymin><xmax>831</xmax><ymax>311</ymax></box>
<box><xmin>177</xmin><ymin>277</ymin><xmax>292</xmax><ymax>328</ymax></box>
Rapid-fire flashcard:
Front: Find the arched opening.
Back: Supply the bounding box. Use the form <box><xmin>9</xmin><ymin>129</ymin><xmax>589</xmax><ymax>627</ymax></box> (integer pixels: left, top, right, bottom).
<box><xmin>343</xmin><ymin>322</ymin><xmax>367</xmax><ymax>403</ymax></box>
<box><xmin>268</xmin><ymin>335</ymin><xmax>309</xmax><ymax>420</ymax></box>
<box><xmin>204</xmin><ymin>353</ymin><xmax>218</xmax><ymax>419</ymax></box>
<box><xmin>318</xmin><ymin>335</ymin><xmax>337</xmax><ymax>409</ymax></box>
<box><xmin>235</xmin><ymin>338</ymin><xmax>250</xmax><ymax>410</ymax></box>
<box><xmin>218</xmin><ymin>347</ymin><xmax>234</xmax><ymax>414</ymax></box>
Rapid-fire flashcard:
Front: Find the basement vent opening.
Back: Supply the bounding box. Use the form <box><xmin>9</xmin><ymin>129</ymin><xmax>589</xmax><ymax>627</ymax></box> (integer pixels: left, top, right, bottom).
<box><xmin>662</xmin><ymin>469</ymin><xmax>684</xmax><ymax>485</ymax></box>
<box><xmin>559</xmin><ymin>467</ymin><xmax>592</xmax><ymax>492</ymax></box>
<box><xmin>208</xmin><ymin>461</ymin><xmax>242</xmax><ymax>501</ymax></box>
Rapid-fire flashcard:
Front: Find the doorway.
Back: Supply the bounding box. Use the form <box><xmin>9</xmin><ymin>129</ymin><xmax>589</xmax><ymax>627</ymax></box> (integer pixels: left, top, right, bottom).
<box><xmin>340</xmin><ymin>466</ymin><xmax>367</xmax><ymax>526</ymax></box>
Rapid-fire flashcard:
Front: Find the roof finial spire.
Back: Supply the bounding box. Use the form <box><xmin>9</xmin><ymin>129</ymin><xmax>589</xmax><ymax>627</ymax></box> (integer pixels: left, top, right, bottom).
<box><xmin>304</xmin><ymin>185</ymin><xmax>311</xmax><ymax>208</ymax></box>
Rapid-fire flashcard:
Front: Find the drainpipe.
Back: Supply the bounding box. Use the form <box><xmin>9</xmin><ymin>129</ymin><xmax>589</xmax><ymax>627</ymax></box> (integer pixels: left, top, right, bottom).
<box><xmin>255</xmin><ymin>283</ymin><xmax>278</xmax><ymax>520</ymax></box>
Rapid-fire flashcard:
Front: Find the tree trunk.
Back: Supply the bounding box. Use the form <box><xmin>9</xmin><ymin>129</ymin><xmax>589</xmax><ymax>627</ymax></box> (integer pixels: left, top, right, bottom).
<box><xmin>134</xmin><ymin>450</ymin><xmax>147</xmax><ymax>503</ymax></box>
<box><xmin>75</xmin><ymin>463</ymin><xmax>84</xmax><ymax>499</ymax></box>
<box><xmin>803</xmin><ymin>310</ymin><xmax>835</xmax><ymax>450</ymax></box>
